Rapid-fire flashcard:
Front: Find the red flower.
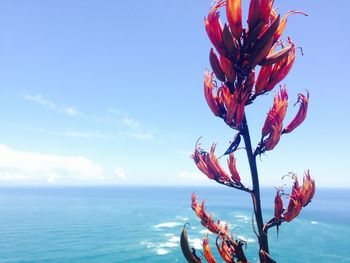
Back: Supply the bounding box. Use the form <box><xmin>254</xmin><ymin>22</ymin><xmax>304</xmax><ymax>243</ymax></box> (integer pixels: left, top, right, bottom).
<box><xmin>203</xmin><ymin>236</ymin><xmax>217</xmax><ymax>263</ymax></box>
<box><xmin>223</xmin><ymin>84</ymin><xmax>250</xmax><ymax>127</ymax></box>
<box><xmin>300</xmin><ymin>170</ymin><xmax>316</xmax><ymax>207</ymax></box>
<box><xmin>205</xmin><ymin>1</ymin><xmax>226</xmax><ymax>56</ymax></box>
<box><xmin>192</xmin><ymin>141</ymin><xmax>243</xmax><ymax>187</ymax></box>
<box><xmin>284</xmin><ymin>91</ymin><xmax>309</xmax><ymax>134</ymax></box>
<box><xmin>192</xmin><ymin>142</ymin><xmax>230</xmax><ymax>182</ymax></box>
<box><xmin>274</xmin><ymin>190</ymin><xmax>284</xmax><ymax>220</ymax></box>
<box><xmin>248</xmin><ymin>0</ymin><xmax>274</xmax><ymax>30</ymax></box>
<box><xmin>226</xmin><ymin>0</ymin><xmax>243</xmax><ymax>40</ymax></box>
<box><xmin>191</xmin><ymin>193</ymin><xmax>228</xmax><ymax>235</ymax></box>
<box><xmin>261</xmin><ymin>87</ymin><xmax>288</xmax><ymax>151</ymax></box>
<box><xmin>216</xmin><ymin>236</ymin><xmax>235</xmax><ymax>263</ymax></box>
<box><xmin>227</xmin><ymin>153</ymin><xmax>241</xmax><ymax>184</ymax></box>
<box><xmin>204</xmin><ymin>70</ymin><xmax>225</xmax><ymax>117</ymax></box>
<box><xmin>283</xmin><ymin>176</ymin><xmax>302</xmax><ymax>222</ymax></box>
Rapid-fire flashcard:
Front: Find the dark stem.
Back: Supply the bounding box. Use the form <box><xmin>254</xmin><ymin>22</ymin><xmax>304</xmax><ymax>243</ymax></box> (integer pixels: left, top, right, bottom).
<box><xmin>241</xmin><ymin>115</ymin><xmax>269</xmax><ymax>257</ymax></box>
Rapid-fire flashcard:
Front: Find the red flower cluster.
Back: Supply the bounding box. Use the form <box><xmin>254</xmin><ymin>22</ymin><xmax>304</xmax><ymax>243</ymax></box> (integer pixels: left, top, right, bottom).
<box><xmin>191</xmin><ymin>193</ymin><xmax>229</xmax><ymax>234</ymax></box>
<box><xmin>192</xmin><ymin>194</ymin><xmax>249</xmax><ymax>263</ymax></box>
<box><xmin>204</xmin><ymin>0</ymin><xmax>306</xmax><ymax>130</ymax></box>
<box><xmin>274</xmin><ymin>171</ymin><xmax>316</xmax><ymax>222</ymax></box>
<box><xmin>259</xmin><ymin>87</ymin><xmax>309</xmax><ymax>152</ymax></box>
<box><xmin>192</xmin><ymin>141</ymin><xmax>242</xmax><ymax>188</ymax></box>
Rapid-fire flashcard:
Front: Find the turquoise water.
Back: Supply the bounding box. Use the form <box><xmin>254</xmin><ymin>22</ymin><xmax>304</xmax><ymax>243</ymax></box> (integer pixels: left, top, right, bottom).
<box><xmin>0</xmin><ymin>186</ymin><xmax>349</xmax><ymax>262</ymax></box>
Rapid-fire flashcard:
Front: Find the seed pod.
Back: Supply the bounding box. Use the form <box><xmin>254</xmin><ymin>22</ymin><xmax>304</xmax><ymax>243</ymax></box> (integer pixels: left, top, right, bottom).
<box><xmin>180</xmin><ymin>226</ymin><xmax>202</xmax><ymax>263</ymax></box>
<box><xmin>209</xmin><ymin>48</ymin><xmax>226</xmax><ymax>82</ymax></box>
<box><xmin>248</xmin><ymin>15</ymin><xmax>280</xmax><ymax>67</ymax></box>
<box><xmin>245</xmin><ymin>21</ymin><xmax>265</xmax><ymax>48</ymax></box>
<box><xmin>260</xmin><ymin>46</ymin><xmax>292</xmax><ymax>66</ymax></box>
<box><xmin>222</xmin><ymin>24</ymin><xmax>238</xmax><ymax>61</ymax></box>
<box><xmin>220</xmin><ymin>55</ymin><xmax>236</xmax><ymax>83</ymax></box>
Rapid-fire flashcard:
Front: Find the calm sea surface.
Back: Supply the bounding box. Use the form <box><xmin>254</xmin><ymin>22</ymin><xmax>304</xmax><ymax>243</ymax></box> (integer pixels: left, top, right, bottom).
<box><xmin>0</xmin><ymin>186</ymin><xmax>349</xmax><ymax>262</ymax></box>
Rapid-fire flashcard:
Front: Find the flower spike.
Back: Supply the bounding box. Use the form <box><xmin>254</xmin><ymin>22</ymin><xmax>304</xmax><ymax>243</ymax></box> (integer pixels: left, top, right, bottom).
<box><xmin>185</xmin><ymin>0</ymin><xmax>315</xmax><ymax>261</ymax></box>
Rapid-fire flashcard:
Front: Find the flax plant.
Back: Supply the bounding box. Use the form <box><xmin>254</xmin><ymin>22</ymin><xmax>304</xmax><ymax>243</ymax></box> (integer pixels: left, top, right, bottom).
<box><xmin>180</xmin><ymin>1</ymin><xmax>315</xmax><ymax>262</ymax></box>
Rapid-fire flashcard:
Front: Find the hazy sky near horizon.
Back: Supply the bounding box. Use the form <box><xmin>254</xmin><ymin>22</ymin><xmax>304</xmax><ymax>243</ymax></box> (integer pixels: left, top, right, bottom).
<box><xmin>0</xmin><ymin>0</ymin><xmax>349</xmax><ymax>187</ymax></box>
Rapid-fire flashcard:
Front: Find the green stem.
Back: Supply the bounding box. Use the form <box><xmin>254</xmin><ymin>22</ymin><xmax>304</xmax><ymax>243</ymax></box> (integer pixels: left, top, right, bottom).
<box><xmin>241</xmin><ymin>115</ymin><xmax>269</xmax><ymax>258</ymax></box>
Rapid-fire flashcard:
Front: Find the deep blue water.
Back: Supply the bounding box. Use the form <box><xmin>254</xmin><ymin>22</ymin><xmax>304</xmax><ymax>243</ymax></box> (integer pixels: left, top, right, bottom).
<box><xmin>0</xmin><ymin>186</ymin><xmax>349</xmax><ymax>262</ymax></box>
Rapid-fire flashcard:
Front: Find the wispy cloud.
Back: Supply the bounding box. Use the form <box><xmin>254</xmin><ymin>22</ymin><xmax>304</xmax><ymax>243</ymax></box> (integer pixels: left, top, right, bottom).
<box><xmin>108</xmin><ymin>108</ymin><xmax>154</xmax><ymax>140</ymax></box>
<box><xmin>63</xmin><ymin>131</ymin><xmax>114</xmax><ymax>139</ymax></box>
<box><xmin>23</xmin><ymin>94</ymin><xmax>82</xmax><ymax>117</ymax></box>
<box><xmin>23</xmin><ymin>95</ymin><xmax>155</xmax><ymax>141</ymax></box>
<box><xmin>130</xmin><ymin>132</ymin><xmax>154</xmax><ymax>141</ymax></box>
<box><xmin>121</xmin><ymin>116</ymin><xmax>139</xmax><ymax>128</ymax></box>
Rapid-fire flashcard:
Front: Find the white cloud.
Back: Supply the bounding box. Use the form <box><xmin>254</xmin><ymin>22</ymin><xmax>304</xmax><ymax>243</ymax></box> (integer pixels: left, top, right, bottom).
<box><xmin>131</xmin><ymin>132</ymin><xmax>154</xmax><ymax>140</ymax></box>
<box><xmin>121</xmin><ymin>116</ymin><xmax>139</xmax><ymax>128</ymax></box>
<box><xmin>23</xmin><ymin>94</ymin><xmax>82</xmax><ymax>117</ymax></box>
<box><xmin>0</xmin><ymin>144</ymin><xmax>103</xmax><ymax>184</ymax></box>
<box><xmin>178</xmin><ymin>171</ymin><xmax>207</xmax><ymax>182</ymax></box>
<box><xmin>108</xmin><ymin>108</ymin><xmax>121</xmax><ymax>115</ymax></box>
<box><xmin>63</xmin><ymin>107</ymin><xmax>79</xmax><ymax>116</ymax></box>
<box><xmin>113</xmin><ymin>167</ymin><xmax>126</xmax><ymax>180</ymax></box>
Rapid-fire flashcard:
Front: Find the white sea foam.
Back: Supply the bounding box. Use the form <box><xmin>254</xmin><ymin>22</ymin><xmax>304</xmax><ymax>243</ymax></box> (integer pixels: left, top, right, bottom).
<box><xmin>168</xmin><ymin>235</ymin><xmax>180</xmax><ymax>243</ymax></box>
<box><xmin>140</xmin><ymin>241</ymin><xmax>155</xmax><ymax>248</ymax></box>
<box><xmin>154</xmin><ymin>222</ymin><xmax>182</xmax><ymax>228</ymax></box>
<box><xmin>176</xmin><ymin>215</ymin><xmax>189</xmax><ymax>221</ymax></box>
<box><xmin>156</xmin><ymin>248</ymin><xmax>170</xmax><ymax>255</ymax></box>
<box><xmin>311</xmin><ymin>221</ymin><xmax>319</xmax><ymax>225</ymax></box>
<box><xmin>159</xmin><ymin>242</ymin><xmax>178</xmax><ymax>248</ymax></box>
<box><xmin>189</xmin><ymin>237</ymin><xmax>203</xmax><ymax>250</ymax></box>
<box><xmin>199</xmin><ymin>229</ymin><xmax>211</xmax><ymax>235</ymax></box>
<box><xmin>234</xmin><ymin>214</ymin><xmax>250</xmax><ymax>223</ymax></box>
<box><xmin>219</xmin><ymin>220</ymin><xmax>230</xmax><ymax>226</ymax></box>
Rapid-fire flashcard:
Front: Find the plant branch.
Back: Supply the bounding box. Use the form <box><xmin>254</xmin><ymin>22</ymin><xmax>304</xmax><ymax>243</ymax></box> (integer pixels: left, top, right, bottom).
<box><xmin>241</xmin><ymin>114</ymin><xmax>270</xmax><ymax>257</ymax></box>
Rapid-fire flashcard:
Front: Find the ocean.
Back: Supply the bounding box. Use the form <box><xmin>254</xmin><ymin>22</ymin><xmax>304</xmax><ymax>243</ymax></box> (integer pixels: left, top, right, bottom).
<box><xmin>0</xmin><ymin>186</ymin><xmax>349</xmax><ymax>262</ymax></box>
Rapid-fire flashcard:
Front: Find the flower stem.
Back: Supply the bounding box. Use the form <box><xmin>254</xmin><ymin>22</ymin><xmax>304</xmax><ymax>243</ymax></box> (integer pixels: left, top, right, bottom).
<box><xmin>241</xmin><ymin>115</ymin><xmax>269</xmax><ymax>257</ymax></box>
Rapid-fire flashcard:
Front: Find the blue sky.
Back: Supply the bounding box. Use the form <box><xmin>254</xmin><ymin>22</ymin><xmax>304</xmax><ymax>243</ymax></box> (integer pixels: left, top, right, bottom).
<box><xmin>0</xmin><ymin>0</ymin><xmax>349</xmax><ymax>187</ymax></box>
